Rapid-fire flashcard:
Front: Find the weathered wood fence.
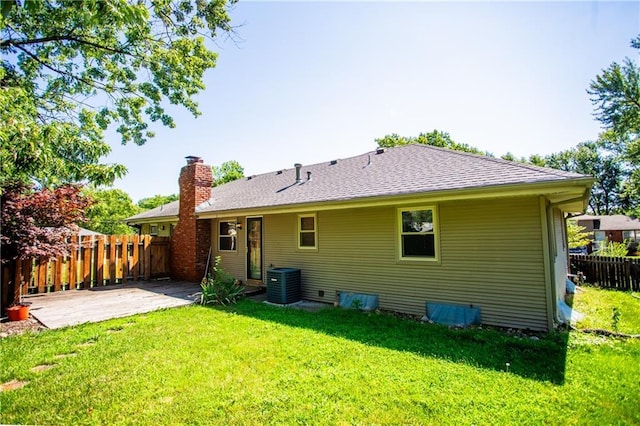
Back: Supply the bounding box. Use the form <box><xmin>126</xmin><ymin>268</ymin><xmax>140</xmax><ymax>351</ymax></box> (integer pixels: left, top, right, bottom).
<box><xmin>2</xmin><ymin>235</ymin><xmax>170</xmax><ymax>312</ymax></box>
<box><xmin>569</xmin><ymin>254</ymin><xmax>640</xmax><ymax>291</ymax></box>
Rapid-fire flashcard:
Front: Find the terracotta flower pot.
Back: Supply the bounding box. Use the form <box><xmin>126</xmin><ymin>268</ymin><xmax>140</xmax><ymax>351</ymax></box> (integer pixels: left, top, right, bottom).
<box><xmin>7</xmin><ymin>305</ymin><xmax>30</xmax><ymax>321</ymax></box>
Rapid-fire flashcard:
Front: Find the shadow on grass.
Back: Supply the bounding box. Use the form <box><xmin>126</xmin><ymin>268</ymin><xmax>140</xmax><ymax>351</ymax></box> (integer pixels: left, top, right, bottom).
<box><xmin>224</xmin><ymin>299</ymin><xmax>569</xmax><ymax>385</ymax></box>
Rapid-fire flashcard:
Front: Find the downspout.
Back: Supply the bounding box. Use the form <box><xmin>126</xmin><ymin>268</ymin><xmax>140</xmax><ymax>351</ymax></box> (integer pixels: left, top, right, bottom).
<box><xmin>539</xmin><ymin>197</ymin><xmax>555</xmax><ymax>331</ymax></box>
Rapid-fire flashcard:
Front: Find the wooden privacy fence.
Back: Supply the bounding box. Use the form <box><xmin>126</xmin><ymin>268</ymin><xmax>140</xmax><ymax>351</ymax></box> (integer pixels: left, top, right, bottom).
<box><xmin>569</xmin><ymin>254</ymin><xmax>640</xmax><ymax>291</ymax></box>
<box><xmin>2</xmin><ymin>235</ymin><xmax>170</xmax><ymax>311</ymax></box>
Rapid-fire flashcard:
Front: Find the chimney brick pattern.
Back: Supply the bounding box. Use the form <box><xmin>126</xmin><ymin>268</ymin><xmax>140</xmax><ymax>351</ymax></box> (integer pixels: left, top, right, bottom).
<box><xmin>171</xmin><ymin>160</ymin><xmax>213</xmax><ymax>282</ymax></box>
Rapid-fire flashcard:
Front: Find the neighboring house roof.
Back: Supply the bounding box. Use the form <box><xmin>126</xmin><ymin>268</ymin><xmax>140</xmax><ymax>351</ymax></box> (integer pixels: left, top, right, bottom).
<box><xmin>78</xmin><ymin>227</ymin><xmax>104</xmax><ymax>236</ymax></box>
<box><xmin>572</xmin><ymin>214</ymin><xmax>640</xmax><ymax>231</ymax></box>
<box><xmin>126</xmin><ymin>200</ymin><xmax>180</xmax><ymax>223</ymax></box>
<box><xmin>126</xmin><ymin>144</ymin><xmax>592</xmax><ymax>222</ymax></box>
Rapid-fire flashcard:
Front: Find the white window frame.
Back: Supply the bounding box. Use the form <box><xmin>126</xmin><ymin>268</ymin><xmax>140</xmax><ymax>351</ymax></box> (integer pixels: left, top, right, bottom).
<box><xmin>218</xmin><ymin>219</ymin><xmax>237</xmax><ymax>252</ymax></box>
<box><xmin>298</xmin><ymin>213</ymin><xmax>317</xmax><ymax>250</ymax></box>
<box><xmin>149</xmin><ymin>224</ymin><xmax>158</xmax><ymax>236</ymax></box>
<box><xmin>397</xmin><ymin>206</ymin><xmax>439</xmax><ymax>261</ymax></box>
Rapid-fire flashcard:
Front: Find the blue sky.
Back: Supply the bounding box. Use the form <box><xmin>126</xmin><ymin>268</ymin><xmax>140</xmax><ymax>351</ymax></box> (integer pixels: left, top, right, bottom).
<box><xmin>105</xmin><ymin>1</ymin><xmax>640</xmax><ymax>203</ymax></box>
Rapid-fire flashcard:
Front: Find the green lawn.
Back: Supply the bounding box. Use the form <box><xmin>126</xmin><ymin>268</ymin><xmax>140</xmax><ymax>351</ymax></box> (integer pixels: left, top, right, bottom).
<box><xmin>571</xmin><ymin>285</ymin><xmax>640</xmax><ymax>333</ymax></box>
<box><xmin>1</xmin><ymin>288</ymin><xmax>639</xmax><ymax>425</ymax></box>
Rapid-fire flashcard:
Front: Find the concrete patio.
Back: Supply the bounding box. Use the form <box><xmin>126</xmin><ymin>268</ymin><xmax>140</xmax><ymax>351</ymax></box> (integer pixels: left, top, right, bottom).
<box><xmin>24</xmin><ymin>281</ymin><xmax>201</xmax><ymax>329</ymax></box>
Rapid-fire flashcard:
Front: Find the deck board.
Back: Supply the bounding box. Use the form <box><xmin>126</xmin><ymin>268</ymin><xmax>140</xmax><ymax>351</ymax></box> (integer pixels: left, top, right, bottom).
<box><xmin>24</xmin><ymin>281</ymin><xmax>201</xmax><ymax>329</ymax></box>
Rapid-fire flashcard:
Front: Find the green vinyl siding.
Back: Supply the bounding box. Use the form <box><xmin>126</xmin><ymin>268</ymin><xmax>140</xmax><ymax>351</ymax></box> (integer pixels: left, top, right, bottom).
<box><xmin>212</xmin><ymin>196</ymin><xmax>550</xmax><ymax>330</ymax></box>
<box><xmin>140</xmin><ymin>222</ymin><xmax>174</xmax><ymax>237</ymax></box>
<box><xmin>212</xmin><ymin>219</ymin><xmax>247</xmax><ymax>282</ymax></box>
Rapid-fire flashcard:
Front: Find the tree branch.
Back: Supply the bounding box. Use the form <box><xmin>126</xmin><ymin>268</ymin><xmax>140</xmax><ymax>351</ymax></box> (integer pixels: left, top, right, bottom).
<box><xmin>1</xmin><ymin>34</ymin><xmax>130</xmax><ymax>56</ymax></box>
<box><xmin>15</xmin><ymin>43</ymin><xmax>163</xmax><ymax>132</ymax></box>
<box><xmin>14</xmin><ymin>44</ymin><xmax>108</xmax><ymax>91</ymax></box>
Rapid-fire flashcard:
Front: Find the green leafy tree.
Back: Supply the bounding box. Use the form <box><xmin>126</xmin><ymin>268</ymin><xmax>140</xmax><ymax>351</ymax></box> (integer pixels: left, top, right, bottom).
<box><xmin>501</xmin><ymin>152</ymin><xmax>517</xmax><ymax>162</ymax></box>
<box><xmin>566</xmin><ymin>220</ymin><xmax>592</xmax><ymax>249</ymax></box>
<box><xmin>212</xmin><ymin>160</ymin><xmax>244</xmax><ymax>187</ymax></box>
<box><xmin>588</xmin><ymin>34</ymin><xmax>640</xmax><ymax>216</ymax></box>
<box><xmin>544</xmin><ymin>150</ymin><xmax>573</xmax><ymax>171</ymax></box>
<box><xmin>83</xmin><ymin>188</ymin><xmax>141</xmax><ymax>235</ymax></box>
<box><xmin>571</xmin><ymin>141</ymin><xmax>625</xmax><ymax>215</ymax></box>
<box><xmin>375</xmin><ymin>130</ymin><xmax>486</xmax><ymax>155</ymax></box>
<box><xmin>620</xmin><ymin>171</ymin><xmax>640</xmax><ymax>217</ymax></box>
<box><xmin>527</xmin><ymin>154</ymin><xmax>546</xmax><ymax>167</ymax></box>
<box><xmin>1</xmin><ymin>0</ymin><xmax>235</xmax><ymax>188</ymax></box>
<box><xmin>588</xmin><ymin>35</ymin><xmax>640</xmax><ymax>152</ymax></box>
<box><xmin>538</xmin><ymin>139</ymin><xmax>626</xmax><ymax>215</ymax></box>
<box><xmin>137</xmin><ymin>193</ymin><xmax>179</xmax><ymax>210</ymax></box>
<box><xmin>0</xmin><ymin>80</ymin><xmax>126</xmax><ymax>187</ymax></box>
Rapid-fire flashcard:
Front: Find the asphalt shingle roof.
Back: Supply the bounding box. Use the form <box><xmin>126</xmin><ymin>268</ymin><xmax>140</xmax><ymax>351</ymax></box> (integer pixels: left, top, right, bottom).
<box><xmin>125</xmin><ymin>144</ymin><xmax>591</xmax><ymax>221</ymax></box>
<box><xmin>573</xmin><ymin>214</ymin><xmax>640</xmax><ymax>231</ymax></box>
<box><xmin>126</xmin><ymin>200</ymin><xmax>179</xmax><ymax>221</ymax></box>
<box><xmin>196</xmin><ymin>144</ymin><xmax>590</xmax><ymax>214</ymax></box>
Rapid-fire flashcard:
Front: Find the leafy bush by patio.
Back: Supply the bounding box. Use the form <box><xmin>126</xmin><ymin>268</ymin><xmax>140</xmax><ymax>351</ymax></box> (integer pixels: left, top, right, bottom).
<box><xmin>199</xmin><ymin>256</ymin><xmax>243</xmax><ymax>306</ymax></box>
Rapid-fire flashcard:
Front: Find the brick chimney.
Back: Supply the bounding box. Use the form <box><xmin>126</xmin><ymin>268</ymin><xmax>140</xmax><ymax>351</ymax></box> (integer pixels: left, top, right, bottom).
<box><xmin>171</xmin><ymin>156</ymin><xmax>213</xmax><ymax>282</ymax></box>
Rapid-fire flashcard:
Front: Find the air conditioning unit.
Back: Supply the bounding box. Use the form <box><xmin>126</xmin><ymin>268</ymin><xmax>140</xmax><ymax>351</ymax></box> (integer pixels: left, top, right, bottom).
<box><xmin>266</xmin><ymin>268</ymin><xmax>301</xmax><ymax>304</ymax></box>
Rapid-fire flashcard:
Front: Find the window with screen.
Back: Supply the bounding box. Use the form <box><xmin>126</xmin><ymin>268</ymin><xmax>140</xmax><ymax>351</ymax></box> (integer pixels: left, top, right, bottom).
<box><xmin>219</xmin><ymin>220</ymin><xmax>237</xmax><ymax>251</ymax></box>
<box><xmin>398</xmin><ymin>207</ymin><xmax>438</xmax><ymax>260</ymax></box>
<box><xmin>298</xmin><ymin>214</ymin><xmax>317</xmax><ymax>249</ymax></box>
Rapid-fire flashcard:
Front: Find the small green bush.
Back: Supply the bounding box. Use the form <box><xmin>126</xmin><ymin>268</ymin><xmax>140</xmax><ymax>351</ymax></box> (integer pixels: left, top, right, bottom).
<box><xmin>611</xmin><ymin>307</ymin><xmax>621</xmax><ymax>331</ymax></box>
<box><xmin>595</xmin><ymin>239</ymin><xmax>631</xmax><ymax>257</ymax></box>
<box><xmin>199</xmin><ymin>256</ymin><xmax>244</xmax><ymax>306</ymax></box>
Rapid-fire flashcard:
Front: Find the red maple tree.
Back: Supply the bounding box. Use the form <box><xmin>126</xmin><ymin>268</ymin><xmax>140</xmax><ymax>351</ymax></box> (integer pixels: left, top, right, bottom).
<box><xmin>1</xmin><ymin>182</ymin><xmax>92</xmax><ymax>262</ymax></box>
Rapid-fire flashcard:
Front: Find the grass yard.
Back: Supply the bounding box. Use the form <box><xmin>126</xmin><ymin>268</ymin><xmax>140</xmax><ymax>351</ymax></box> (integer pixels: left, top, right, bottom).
<box><xmin>571</xmin><ymin>285</ymin><xmax>640</xmax><ymax>332</ymax></box>
<box><xmin>1</xmin><ymin>287</ymin><xmax>639</xmax><ymax>425</ymax></box>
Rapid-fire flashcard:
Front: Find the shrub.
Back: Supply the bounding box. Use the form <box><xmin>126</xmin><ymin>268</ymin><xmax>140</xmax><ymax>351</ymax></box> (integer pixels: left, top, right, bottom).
<box><xmin>611</xmin><ymin>307</ymin><xmax>621</xmax><ymax>331</ymax></box>
<box><xmin>595</xmin><ymin>239</ymin><xmax>631</xmax><ymax>257</ymax></box>
<box><xmin>199</xmin><ymin>256</ymin><xmax>244</xmax><ymax>306</ymax></box>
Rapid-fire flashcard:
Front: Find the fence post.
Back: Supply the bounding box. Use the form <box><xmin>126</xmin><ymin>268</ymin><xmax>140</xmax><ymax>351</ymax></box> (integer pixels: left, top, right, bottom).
<box><xmin>96</xmin><ymin>235</ymin><xmax>105</xmax><ymax>287</ymax></box>
<box><xmin>596</xmin><ymin>255</ymin><xmax>603</xmax><ymax>288</ymax></box>
<box><xmin>62</xmin><ymin>254</ymin><xmax>70</xmax><ymax>290</ymax></box>
<box><xmin>143</xmin><ymin>235</ymin><xmax>151</xmax><ymax>280</ymax></box>
<box><xmin>13</xmin><ymin>260</ymin><xmax>22</xmax><ymax>303</ymax></box>
<box><xmin>54</xmin><ymin>255</ymin><xmax>63</xmax><ymax>292</ymax></box>
<box><xmin>131</xmin><ymin>234</ymin><xmax>140</xmax><ymax>281</ymax></box>
<box><xmin>1</xmin><ymin>263</ymin><xmax>12</xmax><ymax>312</ymax></box>
<box><xmin>81</xmin><ymin>236</ymin><xmax>91</xmax><ymax>288</ymax></box>
<box><xmin>69</xmin><ymin>236</ymin><xmax>78</xmax><ymax>289</ymax></box>
<box><xmin>37</xmin><ymin>257</ymin><xmax>47</xmax><ymax>293</ymax></box>
<box><xmin>22</xmin><ymin>259</ymin><xmax>32</xmax><ymax>296</ymax></box>
<box><xmin>109</xmin><ymin>235</ymin><xmax>117</xmax><ymax>285</ymax></box>
<box><xmin>619</xmin><ymin>257</ymin><xmax>626</xmax><ymax>291</ymax></box>
<box><xmin>623</xmin><ymin>259</ymin><xmax>630</xmax><ymax>291</ymax></box>
<box><xmin>121</xmin><ymin>235</ymin><xmax>129</xmax><ymax>283</ymax></box>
